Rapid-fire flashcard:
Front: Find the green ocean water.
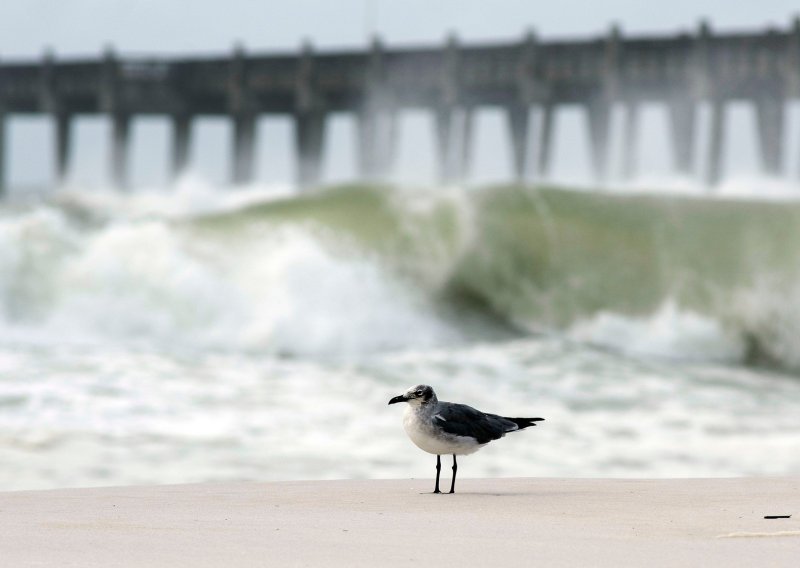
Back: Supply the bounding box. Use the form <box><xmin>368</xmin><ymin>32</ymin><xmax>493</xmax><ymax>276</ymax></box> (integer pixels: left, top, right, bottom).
<box><xmin>194</xmin><ymin>184</ymin><xmax>800</xmax><ymax>367</ymax></box>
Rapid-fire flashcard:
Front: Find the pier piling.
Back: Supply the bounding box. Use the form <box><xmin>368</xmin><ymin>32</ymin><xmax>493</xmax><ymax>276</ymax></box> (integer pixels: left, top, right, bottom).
<box><xmin>0</xmin><ymin>109</ymin><xmax>5</xmax><ymax>197</ymax></box>
<box><xmin>54</xmin><ymin>113</ymin><xmax>72</xmax><ymax>185</ymax></box>
<box><xmin>705</xmin><ymin>99</ymin><xmax>726</xmax><ymax>188</ymax></box>
<box><xmin>507</xmin><ymin>103</ymin><xmax>531</xmax><ymax>182</ymax></box>
<box><xmin>295</xmin><ymin>111</ymin><xmax>326</xmax><ymax>189</ymax></box>
<box><xmin>435</xmin><ymin>106</ymin><xmax>472</xmax><ymax>184</ymax></box>
<box><xmin>111</xmin><ymin>113</ymin><xmax>130</xmax><ymax>190</ymax></box>
<box><xmin>535</xmin><ymin>104</ymin><xmax>555</xmax><ymax>180</ymax></box>
<box><xmin>669</xmin><ymin>98</ymin><xmax>697</xmax><ymax>175</ymax></box>
<box><xmin>171</xmin><ymin>114</ymin><xmax>191</xmax><ymax>181</ymax></box>
<box><xmin>755</xmin><ymin>96</ymin><xmax>785</xmax><ymax>176</ymax></box>
<box><xmin>232</xmin><ymin>113</ymin><xmax>256</xmax><ymax>185</ymax></box>
<box><xmin>587</xmin><ymin>99</ymin><xmax>612</xmax><ymax>183</ymax></box>
<box><xmin>621</xmin><ymin>102</ymin><xmax>639</xmax><ymax>181</ymax></box>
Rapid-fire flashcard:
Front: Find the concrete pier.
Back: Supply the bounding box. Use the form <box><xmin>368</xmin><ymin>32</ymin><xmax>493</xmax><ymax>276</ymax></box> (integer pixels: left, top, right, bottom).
<box><xmin>0</xmin><ymin>21</ymin><xmax>798</xmax><ymax>192</ymax></box>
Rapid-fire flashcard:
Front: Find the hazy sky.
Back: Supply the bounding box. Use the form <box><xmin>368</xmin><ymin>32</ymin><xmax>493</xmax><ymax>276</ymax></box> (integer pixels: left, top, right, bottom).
<box><xmin>2</xmin><ymin>1</ymin><xmax>799</xmax><ymax>191</ymax></box>
<box><xmin>1</xmin><ymin>0</ymin><xmax>798</xmax><ymax>58</ymax></box>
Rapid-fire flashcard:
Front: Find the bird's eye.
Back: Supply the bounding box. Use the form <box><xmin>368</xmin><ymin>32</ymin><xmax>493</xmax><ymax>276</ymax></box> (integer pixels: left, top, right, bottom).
<box><xmin>415</xmin><ymin>390</ymin><xmax>424</xmax><ymax>396</ymax></box>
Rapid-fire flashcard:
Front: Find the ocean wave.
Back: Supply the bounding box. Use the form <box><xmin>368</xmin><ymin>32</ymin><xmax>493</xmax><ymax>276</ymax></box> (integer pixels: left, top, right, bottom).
<box><xmin>3</xmin><ymin>182</ymin><xmax>800</xmax><ymax>369</ymax></box>
<box><xmin>568</xmin><ymin>301</ymin><xmax>746</xmax><ymax>363</ymax></box>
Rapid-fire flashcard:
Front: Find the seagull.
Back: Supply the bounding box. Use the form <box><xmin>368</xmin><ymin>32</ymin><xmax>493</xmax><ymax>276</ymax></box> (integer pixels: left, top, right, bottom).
<box><xmin>388</xmin><ymin>384</ymin><xmax>544</xmax><ymax>494</ymax></box>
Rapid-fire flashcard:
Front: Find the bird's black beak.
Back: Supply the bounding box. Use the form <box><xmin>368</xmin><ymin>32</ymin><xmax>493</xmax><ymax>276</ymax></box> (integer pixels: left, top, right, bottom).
<box><xmin>388</xmin><ymin>395</ymin><xmax>407</xmax><ymax>405</ymax></box>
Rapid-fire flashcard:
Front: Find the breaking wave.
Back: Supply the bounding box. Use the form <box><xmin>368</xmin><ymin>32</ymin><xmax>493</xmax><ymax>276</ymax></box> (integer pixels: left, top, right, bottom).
<box><xmin>3</xmin><ymin>181</ymin><xmax>800</xmax><ymax>369</ymax></box>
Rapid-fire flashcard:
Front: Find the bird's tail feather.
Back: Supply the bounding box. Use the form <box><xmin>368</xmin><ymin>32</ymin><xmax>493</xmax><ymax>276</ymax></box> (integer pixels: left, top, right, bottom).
<box><xmin>506</xmin><ymin>417</ymin><xmax>544</xmax><ymax>430</ymax></box>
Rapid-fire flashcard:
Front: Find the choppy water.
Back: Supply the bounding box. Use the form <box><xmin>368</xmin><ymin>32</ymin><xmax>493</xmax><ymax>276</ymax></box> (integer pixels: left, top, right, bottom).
<box><xmin>2</xmin><ymin>180</ymin><xmax>800</xmax><ymax>490</ymax></box>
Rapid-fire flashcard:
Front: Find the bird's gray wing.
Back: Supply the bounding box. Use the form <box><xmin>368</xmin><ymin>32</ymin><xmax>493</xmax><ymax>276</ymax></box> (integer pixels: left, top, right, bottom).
<box><xmin>433</xmin><ymin>402</ymin><xmax>517</xmax><ymax>444</ymax></box>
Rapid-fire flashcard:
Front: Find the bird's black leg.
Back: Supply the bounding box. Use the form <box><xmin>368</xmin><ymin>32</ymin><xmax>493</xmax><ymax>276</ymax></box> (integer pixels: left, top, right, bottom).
<box><xmin>434</xmin><ymin>455</ymin><xmax>442</xmax><ymax>493</ymax></box>
<box><xmin>449</xmin><ymin>455</ymin><xmax>458</xmax><ymax>494</ymax></box>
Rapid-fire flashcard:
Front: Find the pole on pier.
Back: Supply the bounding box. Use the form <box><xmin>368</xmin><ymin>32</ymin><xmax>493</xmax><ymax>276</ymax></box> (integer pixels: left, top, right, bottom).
<box><xmin>518</xmin><ymin>29</ymin><xmax>539</xmax><ymax>105</ymax></box>
<box><xmin>694</xmin><ymin>20</ymin><xmax>725</xmax><ymax>188</ymax></box>
<box><xmin>435</xmin><ymin>33</ymin><xmax>471</xmax><ymax>184</ymax></box>
<box><xmin>668</xmin><ymin>97</ymin><xmax>696</xmax><ymax>175</ymax></box>
<box><xmin>171</xmin><ymin>114</ymin><xmax>192</xmax><ymax>181</ymax></box>
<box><xmin>111</xmin><ymin>113</ymin><xmax>131</xmax><ymax>190</ymax></box>
<box><xmin>789</xmin><ymin>16</ymin><xmax>800</xmax><ymax>180</ymax></box>
<box><xmin>507</xmin><ymin>103</ymin><xmax>530</xmax><ymax>182</ymax></box>
<box><xmin>41</xmin><ymin>49</ymin><xmax>72</xmax><ymax>186</ymax></box>
<box><xmin>101</xmin><ymin>46</ymin><xmax>131</xmax><ymax>190</ymax></box>
<box><xmin>358</xmin><ymin>35</ymin><xmax>398</xmax><ymax>181</ymax></box>
<box><xmin>228</xmin><ymin>44</ymin><xmax>257</xmax><ymax>185</ymax></box>
<box><xmin>535</xmin><ymin>103</ymin><xmax>555</xmax><ymax>180</ymax></box>
<box><xmin>704</xmin><ymin>98</ymin><xmax>725</xmax><ymax>187</ymax></box>
<box><xmin>40</xmin><ymin>48</ymin><xmax>56</xmax><ymax>111</ymax></box>
<box><xmin>692</xmin><ymin>20</ymin><xmax>713</xmax><ymax>101</ymax></box>
<box><xmin>509</xmin><ymin>29</ymin><xmax>539</xmax><ymax>184</ymax></box>
<box><xmin>587</xmin><ymin>23</ymin><xmax>621</xmax><ymax>185</ymax></box>
<box><xmin>586</xmin><ymin>98</ymin><xmax>611</xmax><ymax>183</ymax></box>
<box><xmin>294</xmin><ymin>40</ymin><xmax>327</xmax><ymax>189</ymax></box>
<box><xmin>55</xmin><ymin>113</ymin><xmax>72</xmax><ymax>185</ymax></box>
<box><xmin>621</xmin><ymin>101</ymin><xmax>639</xmax><ymax>181</ymax></box>
<box><xmin>755</xmin><ymin>96</ymin><xmax>785</xmax><ymax>176</ymax></box>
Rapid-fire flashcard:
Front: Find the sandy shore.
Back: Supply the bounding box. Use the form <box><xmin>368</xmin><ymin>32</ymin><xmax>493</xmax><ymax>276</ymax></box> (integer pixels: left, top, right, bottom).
<box><xmin>0</xmin><ymin>478</ymin><xmax>798</xmax><ymax>567</ymax></box>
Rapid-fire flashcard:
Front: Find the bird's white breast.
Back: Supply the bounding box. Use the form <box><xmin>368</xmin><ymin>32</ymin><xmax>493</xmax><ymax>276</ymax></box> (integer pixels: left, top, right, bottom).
<box><xmin>403</xmin><ymin>405</ymin><xmax>483</xmax><ymax>456</ymax></box>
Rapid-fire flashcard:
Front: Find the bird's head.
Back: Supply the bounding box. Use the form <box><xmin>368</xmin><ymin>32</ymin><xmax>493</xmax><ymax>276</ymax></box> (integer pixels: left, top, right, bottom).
<box><xmin>388</xmin><ymin>384</ymin><xmax>436</xmax><ymax>407</ymax></box>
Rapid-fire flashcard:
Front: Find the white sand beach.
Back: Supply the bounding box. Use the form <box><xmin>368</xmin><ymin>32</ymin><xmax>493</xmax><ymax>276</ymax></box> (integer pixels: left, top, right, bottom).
<box><xmin>0</xmin><ymin>478</ymin><xmax>797</xmax><ymax>567</ymax></box>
